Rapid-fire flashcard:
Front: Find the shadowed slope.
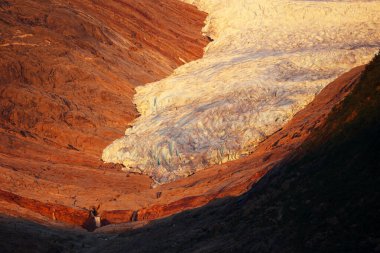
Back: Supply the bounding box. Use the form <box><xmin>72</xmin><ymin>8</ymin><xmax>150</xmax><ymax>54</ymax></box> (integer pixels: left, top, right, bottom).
<box><xmin>0</xmin><ymin>215</ymin><xmax>92</xmax><ymax>253</ymax></box>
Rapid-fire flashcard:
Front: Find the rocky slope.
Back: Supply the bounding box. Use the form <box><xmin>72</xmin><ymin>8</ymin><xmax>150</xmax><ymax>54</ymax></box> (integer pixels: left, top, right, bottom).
<box><xmin>103</xmin><ymin>0</ymin><xmax>380</xmax><ymax>183</ymax></box>
<box><xmin>0</xmin><ymin>0</ymin><xmax>208</xmax><ymax>227</ymax></box>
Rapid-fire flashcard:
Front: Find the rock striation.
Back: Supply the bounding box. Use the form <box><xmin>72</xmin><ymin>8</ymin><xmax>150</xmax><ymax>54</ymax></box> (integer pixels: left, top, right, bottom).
<box><xmin>0</xmin><ymin>0</ymin><xmax>208</xmax><ymax>156</ymax></box>
<box><xmin>103</xmin><ymin>0</ymin><xmax>380</xmax><ymax>183</ymax></box>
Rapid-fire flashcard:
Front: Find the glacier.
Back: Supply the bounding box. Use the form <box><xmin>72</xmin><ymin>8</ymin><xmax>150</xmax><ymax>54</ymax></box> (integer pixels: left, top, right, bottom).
<box><xmin>102</xmin><ymin>0</ymin><xmax>380</xmax><ymax>183</ymax></box>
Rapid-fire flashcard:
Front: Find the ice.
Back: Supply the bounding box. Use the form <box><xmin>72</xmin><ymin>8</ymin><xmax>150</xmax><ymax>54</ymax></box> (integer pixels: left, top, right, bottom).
<box><xmin>102</xmin><ymin>0</ymin><xmax>380</xmax><ymax>183</ymax></box>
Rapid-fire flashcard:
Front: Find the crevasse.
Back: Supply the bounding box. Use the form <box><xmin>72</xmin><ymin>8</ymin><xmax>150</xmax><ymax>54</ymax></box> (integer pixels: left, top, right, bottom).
<box><xmin>102</xmin><ymin>0</ymin><xmax>380</xmax><ymax>183</ymax></box>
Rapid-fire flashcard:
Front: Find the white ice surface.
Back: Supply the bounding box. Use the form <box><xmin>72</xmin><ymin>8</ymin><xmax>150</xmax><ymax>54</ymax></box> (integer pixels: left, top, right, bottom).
<box><xmin>103</xmin><ymin>0</ymin><xmax>380</xmax><ymax>183</ymax></box>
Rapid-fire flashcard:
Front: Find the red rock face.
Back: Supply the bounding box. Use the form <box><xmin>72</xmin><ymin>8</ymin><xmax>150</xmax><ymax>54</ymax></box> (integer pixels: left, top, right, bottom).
<box><xmin>0</xmin><ymin>189</ymin><xmax>89</xmax><ymax>226</ymax></box>
<box><xmin>0</xmin><ymin>0</ymin><xmax>208</xmax><ymax>155</ymax></box>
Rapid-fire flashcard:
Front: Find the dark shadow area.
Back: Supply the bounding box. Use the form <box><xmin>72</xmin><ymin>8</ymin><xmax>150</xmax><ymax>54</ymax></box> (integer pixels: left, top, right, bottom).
<box><xmin>0</xmin><ymin>215</ymin><xmax>95</xmax><ymax>253</ymax></box>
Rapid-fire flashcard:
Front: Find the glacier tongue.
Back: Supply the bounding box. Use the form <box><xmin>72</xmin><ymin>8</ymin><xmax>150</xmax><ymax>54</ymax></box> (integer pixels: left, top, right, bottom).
<box><xmin>102</xmin><ymin>0</ymin><xmax>380</xmax><ymax>183</ymax></box>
